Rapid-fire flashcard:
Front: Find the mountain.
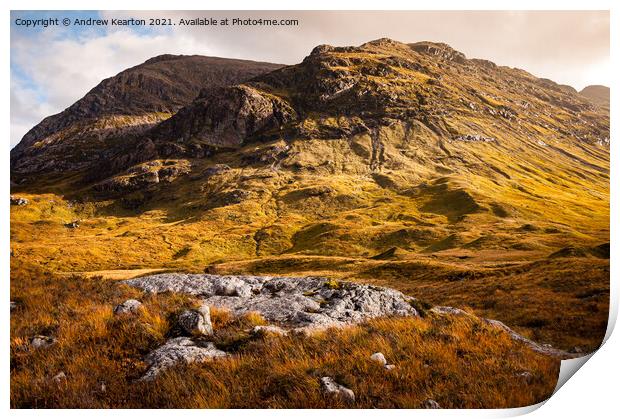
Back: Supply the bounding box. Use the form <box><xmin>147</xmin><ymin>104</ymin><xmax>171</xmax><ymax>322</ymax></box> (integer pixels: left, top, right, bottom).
<box><xmin>580</xmin><ymin>84</ymin><xmax>610</xmax><ymax>107</ymax></box>
<box><xmin>10</xmin><ymin>55</ymin><xmax>282</xmax><ymax>179</ymax></box>
<box><xmin>10</xmin><ymin>39</ymin><xmax>609</xmax><ymax>356</ymax></box>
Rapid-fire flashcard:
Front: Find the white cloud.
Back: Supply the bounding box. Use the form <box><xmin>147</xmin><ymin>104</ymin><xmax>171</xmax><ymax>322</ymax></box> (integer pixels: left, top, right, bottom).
<box><xmin>10</xmin><ymin>28</ymin><xmax>219</xmax><ymax>147</ymax></box>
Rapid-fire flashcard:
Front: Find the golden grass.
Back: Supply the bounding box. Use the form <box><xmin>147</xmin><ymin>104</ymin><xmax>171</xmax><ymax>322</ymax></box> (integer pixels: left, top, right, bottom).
<box><xmin>10</xmin><ymin>262</ymin><xmax>559</xmax><ymax>408</ymax></box>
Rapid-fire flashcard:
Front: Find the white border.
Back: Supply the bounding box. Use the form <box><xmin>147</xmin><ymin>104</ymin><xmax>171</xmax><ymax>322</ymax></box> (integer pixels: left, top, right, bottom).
<box><xmin>3</xmin><ymin>1</ymin><xmax>617</xmax><ymax>418</ymax></box>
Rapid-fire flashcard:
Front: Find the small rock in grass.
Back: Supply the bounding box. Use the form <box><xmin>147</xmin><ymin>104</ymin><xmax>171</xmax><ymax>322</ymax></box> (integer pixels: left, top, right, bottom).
<box><xmin>423</xmin><ymin>399</ymin><xmax>441</xmax><ymax>409</ymax></box>
<box><xmin>320</xmin><ymin>376</ymin><xmax>355</xmax><ymax>403</ymax></box>
<box><xmin>370</xmin><ymin>352</ymin><xmax>387</xmax><ymax>365</ymax></box>
<box><xmin>178</xmin><ymin>306</ymin><xmax>213</xmax><ymax>336</ymax></box>
<box><xmin>10</xmin><ymin>195</ymin><xmax>29</xmax><ymax>206</ymax></box>
<box><xmin>113</xmin><ymin>299</ymin><xmax>142</xmax><ymax>315</ymax></box>
<box><xmin>251</xmin><ymin>325</ymin><xmax>288</xmax><ymax>337</ymax></box>
<box><xmin>384</xmin><ymin>364</ymin><xmax>396</xmax><ymax>371</ymax></box>
<box><xmin>65</xmin><ymin>220</ymin><xmax>80</xmax><ymax>229</ymax></box>
<box><xmin>52</xmin><ymin>372</ymin><xmax>67</xmax><ymax>383</ymax></box>
<box><xmin>31</xmin><ymin>335</ymin><xmax>56</xmax><ymax>349</ymax></box>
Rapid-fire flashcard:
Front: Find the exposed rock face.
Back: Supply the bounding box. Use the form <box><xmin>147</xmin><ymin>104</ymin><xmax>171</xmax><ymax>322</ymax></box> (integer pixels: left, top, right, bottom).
<box><xmin>113</xmin><ymin>299</ymin><xmax>143</xmax><ymax>315</ymax></box>
<box><xmin>140</xmin><ymin>337</ymin><xmax>227</xmax><ymax>381</ymax></box>
<box><xmin>153</xmin><ymin>85</ymin><xmax>296</xmax><ymax>149</ymax></box>
<box><xmin>94</xmin><ymin>159</ymin><xmax>191</xmax><ymax>194</ymax></box>
<box><xmin>320</xmin><ymin>376</ymin><xmax>355</xmax><ymax>403</ymax></box>
<box><xmin>125</xmin><ymin>274</ymin><xmax>419</xmax><ymax>330</ymax></box>
<box><xmin>177</xmin><ymin>306</ymin><xmax>213</xmax><ymax>336</ymax></box>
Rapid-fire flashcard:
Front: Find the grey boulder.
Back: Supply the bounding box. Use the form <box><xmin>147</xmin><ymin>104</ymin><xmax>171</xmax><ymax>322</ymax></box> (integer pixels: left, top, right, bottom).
<box><xmin>113</xmin><ymin>299</ymin><xmax>142</xmax><ymax>315</ymax></box>
<box><xmin>177</xmin><ymin>306</ymin><xmax>213</xmax><ymax>336</ymax></box>
<box><xmin>140</xmin><ymin>337</ymin><xmax>227</xmax><ymax>381</ymax></box>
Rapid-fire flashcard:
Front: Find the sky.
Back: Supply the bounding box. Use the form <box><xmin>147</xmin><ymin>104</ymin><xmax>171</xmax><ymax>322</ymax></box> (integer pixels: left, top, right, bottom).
<box><xmin>10</xmin><ymin>10</ymin><xmax>610</xmax><ymax>149</ymax></box>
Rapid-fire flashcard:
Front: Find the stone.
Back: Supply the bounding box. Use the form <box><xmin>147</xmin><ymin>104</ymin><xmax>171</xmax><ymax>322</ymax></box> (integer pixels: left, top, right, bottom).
<box><xmin>140</xmin><ymin>337</ymin><xmax>227</xmax><ymax>381</ymax></box>
<box><xmin>177</xmin><ymin>306</ymin><xmax>213</xmax><ymax>336</ymax></box>
<box><xmin>212</xmin><ymin>277</ymin><xmax>252</xmax><ymax>297</ymax></box>
<box><xmin>517</xmin><ymin>371</ymin><xmax>533</xmax><ymax>383</ymax></box>
<box><xmin>65</xmin><ymin>220</ymin><xmax>80</xmax><ymax>229</ymax></box>
<box><xmin>113</xmin><ymin>299</ymin><xmax>142</xmax><ymax>315</ymax></box>
<box><xmin>320</xmin><ymin>376</ymin><xmax>355</xmax><ymax>403</ymax></box>
<box><xmin>430</xmin><ymin>306</ymin><xmax>468</xmax><ymax>316</ymax></box>
<box><xmin>125</xmin><ymin>274</ymin><xmax>419</xmax><ymax>331</ymax></box>
<box><xmin>384</xmin><ymin>364</ymin><xmax>396</xmax><ymax>371</ymax></box>
<box><xmin>423</xmin><ymin>399</ymin><xmax>441</xmax><ymax>409</ymax></box>
<box><xmin>10</xmin><ymin>195</ymin><xmax>29</xmax><ymax>206</ymax></box>
<box><xmin>251</xmin><ymin>325</ymin><xmax>288</xmax><ymax>337</ymax></box>
<box><xmin>31</xmin><ymin>335</ymin><xmax>56</xmax><ymax>349</ymax></box>
<box><xmin>370</xmin><ymin>352</ymin><xmax>387</xmax><ymax>365</ymax></box>
<box><xmin>52</xmin><ymin>372</ymin><xmax>67</xmax><ymax>383</ymax></box>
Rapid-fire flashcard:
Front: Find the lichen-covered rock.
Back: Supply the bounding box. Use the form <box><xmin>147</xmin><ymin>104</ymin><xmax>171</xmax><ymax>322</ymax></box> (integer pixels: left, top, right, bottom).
<box><xmin>177</xmin><ymin>306</ymin><xmax>213</xmax><ymax>336</ymax></box>
<box><xmin>320</xmin><ymin>376</ymin><xmax>355</xmax><ymax>403</ymax></box>
<box><xmin>113</xmin><ymin>299</ymin><xmax>142</xmax><ymax>315</ymax></box>
<box><xmin>125</xmin><ymin>274</ymin><xmax>419</xmax><ymax>331</ymax></box>
<box><xmin>140</xmin><ymin>337</ymin><xmax>227</xmax><ymax>381</ymax></box>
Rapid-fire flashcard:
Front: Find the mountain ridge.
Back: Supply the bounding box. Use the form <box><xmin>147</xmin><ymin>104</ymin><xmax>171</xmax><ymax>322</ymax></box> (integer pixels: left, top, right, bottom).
<box><xmin>10</xmin><ymin>55</ymin><xmax>283</xmax><ymax>178</ymax></box>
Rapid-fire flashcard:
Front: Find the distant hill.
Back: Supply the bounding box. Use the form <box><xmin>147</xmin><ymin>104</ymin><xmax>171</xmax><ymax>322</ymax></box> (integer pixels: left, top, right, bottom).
<box><xmin>580</xmin><ymin>84</ymin><xmax>609</xmax><ymax>106</ymax></box>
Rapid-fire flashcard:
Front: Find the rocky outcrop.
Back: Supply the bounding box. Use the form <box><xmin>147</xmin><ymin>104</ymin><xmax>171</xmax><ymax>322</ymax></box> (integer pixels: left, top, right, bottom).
<box><xmin>153</xmin><ymin>85</ymin><xmax>296</xmax><ymax>149</ymax></box>
<box><xmin>94</xmin><ymin>160</ymin><xmax>191</xmax><ymax>194</ymax></box>
<box><xmin>140</xmin><ymin>337</ymin><xmax>227</xmax><ymax>381</ymax></box>
<box><xmin>125</xmin><ymin>274</ymin><xmax>419</xmax><ymax>331</ymax></box>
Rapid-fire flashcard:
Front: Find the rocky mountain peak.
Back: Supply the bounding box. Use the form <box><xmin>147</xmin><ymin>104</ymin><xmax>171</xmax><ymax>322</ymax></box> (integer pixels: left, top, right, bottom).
<box><xmin>408</xmin><ymin>41</ymin><xmax>467</xmax><ymax>63</ymax></box>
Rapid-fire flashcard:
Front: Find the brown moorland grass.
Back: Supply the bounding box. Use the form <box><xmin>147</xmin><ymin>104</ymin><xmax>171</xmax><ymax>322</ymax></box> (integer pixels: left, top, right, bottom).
<box><xmin>10</xmin><ymin>261</ymin><xmax>559</xmax><ymax>409</ymax></box>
